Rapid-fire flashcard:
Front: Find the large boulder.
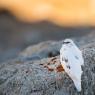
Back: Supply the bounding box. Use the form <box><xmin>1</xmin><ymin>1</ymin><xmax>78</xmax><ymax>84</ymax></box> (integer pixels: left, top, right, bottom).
<box><xmin>0</xmin><ymin>40</ymin><xmax>95</xmax><ymax>95</ymax></box>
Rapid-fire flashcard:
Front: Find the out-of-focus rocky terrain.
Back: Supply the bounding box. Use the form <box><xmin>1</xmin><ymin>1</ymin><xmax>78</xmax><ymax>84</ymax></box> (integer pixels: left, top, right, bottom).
<box><xmin>0</xmin><ymin>12</ymin><xmax>95</xmax><ymax>62</ymax></box>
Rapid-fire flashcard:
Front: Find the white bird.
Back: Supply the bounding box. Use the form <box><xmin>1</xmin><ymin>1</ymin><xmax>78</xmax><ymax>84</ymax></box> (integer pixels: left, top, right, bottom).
<box><xmin>60</xmin><ymin>39</ymin><xmax>84</xmax><ymax>92</ymax></box>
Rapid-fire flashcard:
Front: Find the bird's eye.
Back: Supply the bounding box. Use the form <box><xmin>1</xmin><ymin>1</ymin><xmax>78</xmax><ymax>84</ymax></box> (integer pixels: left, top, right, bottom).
<box><xmin>63</xmin><ymin>42</ymin><xmax>70</xmax><ymax>44</ymax></box>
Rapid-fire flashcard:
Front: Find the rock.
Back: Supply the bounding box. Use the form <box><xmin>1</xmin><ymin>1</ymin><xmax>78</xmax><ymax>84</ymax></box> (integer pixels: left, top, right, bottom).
<box><xmin>19</xmin><ymin>41</ymin><xmax>62</xmax><ymax>60</ymax></box>
<box><xmin>0</xmin><ymin>41</ymin><xmax>95</xmax><ymax>95</ymax></box>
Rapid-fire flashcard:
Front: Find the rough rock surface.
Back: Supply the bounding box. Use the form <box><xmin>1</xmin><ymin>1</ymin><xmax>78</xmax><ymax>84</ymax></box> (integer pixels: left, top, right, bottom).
<box><xmin>0</xmin><ymin>41</ymin><xmax>95</xmax><ymax>95</ymax></box>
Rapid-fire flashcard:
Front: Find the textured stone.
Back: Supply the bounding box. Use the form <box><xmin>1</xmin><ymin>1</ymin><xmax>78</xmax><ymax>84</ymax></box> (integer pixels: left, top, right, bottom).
<box><xmin>0</xmin><ymin>41</ymin><xmax>95</xmax><ymax>95</ymax></box>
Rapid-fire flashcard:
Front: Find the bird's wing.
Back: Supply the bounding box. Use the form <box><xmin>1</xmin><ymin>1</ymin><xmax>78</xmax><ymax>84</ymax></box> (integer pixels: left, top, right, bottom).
<box><xmin>70</xmin><ymin>45</ymin><xmax>84</xmax><ymax>66</ymax></box>
<box><xmin>60</xmin><ymin>46</ymin><xmax>70</xmax><ymax>70</ymax></box>
<box><xmin>60</xmin><ymin>46</ymin><xmax>82</xmax><ymax>80</ymax></box>
<box><xmin>60</xmin><ymin>46</ymin><xmax>73</xmax><ymax>72</ymax></box>
<box><xmin>60</xmin><ymin>43</ymin><xmax>83</xmax><ymax>92</ymax></box>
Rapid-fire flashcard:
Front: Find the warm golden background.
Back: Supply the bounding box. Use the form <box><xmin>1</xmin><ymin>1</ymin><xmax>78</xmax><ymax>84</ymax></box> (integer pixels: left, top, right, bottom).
<box><xmin>0</xmin><ymin>0</ymin><xmax>95</xmax><ymax>26</ymax></box>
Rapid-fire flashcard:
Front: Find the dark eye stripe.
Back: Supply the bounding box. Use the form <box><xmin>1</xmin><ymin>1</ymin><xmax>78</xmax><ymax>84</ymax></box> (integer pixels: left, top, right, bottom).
<box><xmin>63</xmin><ymin>42</ymin><xmax>70</xmax><ymax>44</ymax></box>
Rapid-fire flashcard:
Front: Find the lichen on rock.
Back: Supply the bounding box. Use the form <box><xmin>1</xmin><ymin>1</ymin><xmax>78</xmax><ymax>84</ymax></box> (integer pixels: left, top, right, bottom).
<box><xmin>0</xmin><ymin>40</ymin><xmax>95</xmax><ymax>95</ymax></box>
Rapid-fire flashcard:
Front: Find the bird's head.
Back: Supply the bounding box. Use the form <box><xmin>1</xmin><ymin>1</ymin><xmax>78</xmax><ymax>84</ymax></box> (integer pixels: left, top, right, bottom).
<box><xmin>63</xmin><ymin>39</ymin><xmax>74</xmax><ymax>45</ymax></box>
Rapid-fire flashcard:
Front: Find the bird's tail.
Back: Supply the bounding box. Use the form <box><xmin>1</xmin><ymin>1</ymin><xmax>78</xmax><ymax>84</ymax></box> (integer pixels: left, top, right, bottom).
<box><xmin>73</xmin><ymin>80</ymin><xmax>81</xmax><ymax>92</ymax></box>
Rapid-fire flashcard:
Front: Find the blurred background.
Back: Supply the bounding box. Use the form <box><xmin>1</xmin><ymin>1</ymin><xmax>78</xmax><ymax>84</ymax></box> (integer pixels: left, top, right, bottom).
<box><xmin>0</xmin><ymin>0</ymin><xmax>95</xmax><ymax>62</ymax></box>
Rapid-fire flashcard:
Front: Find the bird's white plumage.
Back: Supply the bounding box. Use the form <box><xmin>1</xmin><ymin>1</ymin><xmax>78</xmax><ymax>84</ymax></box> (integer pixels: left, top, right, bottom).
<box><xmin>60</xmin><ymin>39</ymin><xmax>84</xmax><ymax>92</ymax></box>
